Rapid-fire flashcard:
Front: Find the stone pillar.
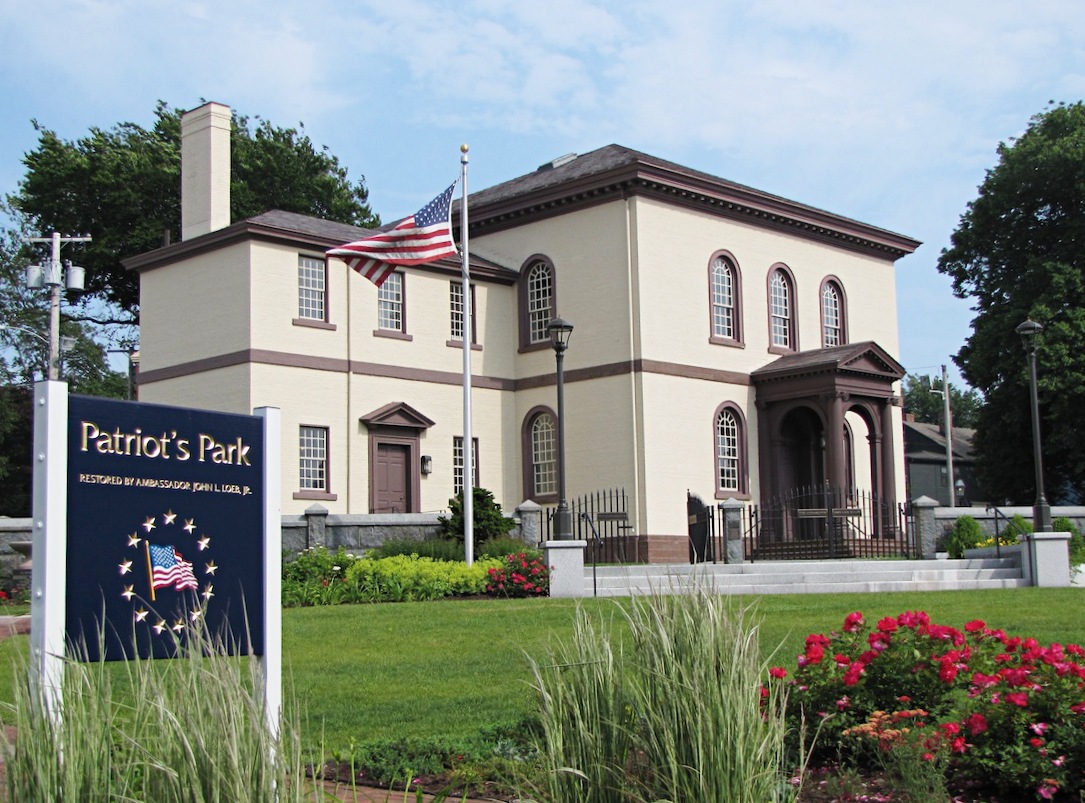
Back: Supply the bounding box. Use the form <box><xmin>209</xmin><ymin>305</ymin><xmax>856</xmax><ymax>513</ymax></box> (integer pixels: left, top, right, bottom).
<box><xmin>1025</xmin><ymin>531</ymin><xmax>1072</xmax><ymax>587</ymax></box>
<box><xmin>543</xmin><ymin>539</ymin><xmax>587</xmax><ymax>598</ymax></box>
<box><xmin>516</xmin><ymin>500</ymin><xmax>543</xmax><ymax>548</ymax></box>
<box><xmin>721</xmin><ymin>498</ymin><xmax>746</xmax><ymax>564</ymax></box>
<box><xmin>912</xmin><ymin>496</ymin><xmax>940</xmax><ymax>559</ymax></box>
<box><xmin>305</xmin><ymin>503</ymin><xmax>329</xmax><ymax>549</ymax></box>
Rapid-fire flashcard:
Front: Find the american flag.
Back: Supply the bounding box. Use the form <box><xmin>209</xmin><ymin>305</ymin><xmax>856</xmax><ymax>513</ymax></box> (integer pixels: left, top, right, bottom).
<box><xmin>148</xmin><ymin>544</ymin><xmax>198</xmax><ymax>592</ymax></box>
<box><xmin>327</xmin><ymin>183</ymin><xmax>458</xmax><ymax>288</ymax></box>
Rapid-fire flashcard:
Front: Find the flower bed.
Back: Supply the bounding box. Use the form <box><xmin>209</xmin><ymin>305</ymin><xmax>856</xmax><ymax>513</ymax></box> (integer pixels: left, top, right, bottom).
<box><xmin>770</xmin><ymin>610</ymin><xmax>1085</xmax><ymax>800</ymax></box>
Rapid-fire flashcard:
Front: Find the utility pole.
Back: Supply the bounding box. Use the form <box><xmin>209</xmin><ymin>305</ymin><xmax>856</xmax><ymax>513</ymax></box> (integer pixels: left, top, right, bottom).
<box><xmin>939</xmin><ymin>365</ymin><xmax>956</xmax><ymax>508</ymax></box>
<box><xmin>24</xmin><ymin>232</ymin><xmax>90</xmax><ymax>380</ymax></box>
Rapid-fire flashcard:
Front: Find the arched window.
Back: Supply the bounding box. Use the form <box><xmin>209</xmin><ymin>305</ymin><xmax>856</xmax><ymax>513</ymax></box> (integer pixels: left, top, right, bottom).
<box><xmin>522</xmin><ymin>407</ymin><xmax>558</xmax><ymax>500</ymax></box>
<box><xmin>714</xmin><ymin>404</ymin><xmax>747</xmax><ymax>496</ymax></box>
<box><xmin>519</xmin><ymin>257</ymin><xmax>556</xmax><ymax>349</ymax></box>
<box><xmin>768</xmin><ymin>266</ymin><xmax>797</xmax><ymax>352</ymax></box>
<box><xmin>709</xmin><ymin>253</ymin><xmax>742</xmax><ymax>344</ymax></box>
<box><xmin>820</xmin><ymin>278</ymin><xmax>847</xmax><ymax>348</ymax></box>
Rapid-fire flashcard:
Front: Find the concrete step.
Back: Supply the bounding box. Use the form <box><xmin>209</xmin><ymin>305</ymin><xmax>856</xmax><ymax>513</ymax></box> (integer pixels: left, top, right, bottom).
<box><xmin>582</xmin><ymin>558</ymin><xmax>1027</xmax><ymax>596</ymax></box>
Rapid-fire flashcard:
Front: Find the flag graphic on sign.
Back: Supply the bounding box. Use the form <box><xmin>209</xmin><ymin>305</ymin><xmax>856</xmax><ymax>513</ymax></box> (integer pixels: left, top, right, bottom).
<box><xmin>327</xmin><ymin>183</ymin><xmax>458</xmax><ymax>288</ymax></box>
<box><xmin>147</xmin><ymin>543</ymin><xmax>198</xmax><ymax>595</ymax></box>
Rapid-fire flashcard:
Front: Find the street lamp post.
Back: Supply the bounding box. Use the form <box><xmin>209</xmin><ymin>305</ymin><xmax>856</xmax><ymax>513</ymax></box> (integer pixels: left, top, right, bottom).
<box><xmin>547</xmin><ymin>318</ymin><xmax>574</xmax><ymax>540</ymax></box>
<box><xmin>1016</xmin><ymin>319</ymin><xmax>1052</xmax><ymax>532</ymax></box>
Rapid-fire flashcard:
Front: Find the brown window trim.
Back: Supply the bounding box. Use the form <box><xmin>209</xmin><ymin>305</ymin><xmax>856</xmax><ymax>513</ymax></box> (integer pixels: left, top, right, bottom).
<box><xmin>712</xmin><ymin>402</ymin><xmax>750</xmax><ymax>499</ymax></box>
<box><xmin>819</xmin><ymin>275</ymin><xmax>848</xmax><ymax>348</ymax></box>
<box><xmin>293</xmin><ymin>318</ymin><xmax>337</xmax><ymax>331</ymax></box>
<box><xmin>766</xmin><ymin>263</ymin><xmax>799</xmax><ymax>354</ymax></box>
<box><xmin>293</xmin><ymin>490</ymin><xmax>338</xmax><ymax>501</ymax></box>
<box><xmin>518</xmin><ymin>254</ymin><xmax>557</xmax><ymax>350</ymax></box>
<box><xmin>373</xmin><ymin>329</ymin><xmax>414</xmax><ymax>341</ymax></box>
<box><xmin>707</xmin><ymin>250</ymin><xmax>744</xmax><ymax>347</ymax></box>
<box><xmin>521</xmin><ymin>404</ymin><xmax>559</xmax><ymax>503</ymax></box>
<box><xmin>446</xmin><ymin>340</ymin><xmax>483</xmax><ymax>350</ymax></box>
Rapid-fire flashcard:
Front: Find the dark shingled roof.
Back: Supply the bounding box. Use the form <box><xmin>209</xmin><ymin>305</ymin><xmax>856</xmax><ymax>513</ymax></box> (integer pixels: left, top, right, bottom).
<box><xmin>751</xmin><ymin>342</ymin><xmax>906</xmax><ymax>382</ymax></box>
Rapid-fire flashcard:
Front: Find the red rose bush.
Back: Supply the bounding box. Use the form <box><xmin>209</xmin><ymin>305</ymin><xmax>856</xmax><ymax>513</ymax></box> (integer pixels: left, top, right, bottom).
<box><xmin>768</xmin><ymin>610</ymin><xmax>1085</xmax><ymax>800</ymax></box>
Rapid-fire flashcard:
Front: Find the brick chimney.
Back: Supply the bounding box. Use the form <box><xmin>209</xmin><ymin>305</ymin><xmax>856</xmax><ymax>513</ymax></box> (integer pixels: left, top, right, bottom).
<box><xmin>180</xmin><ymin>102</ymin><xmax>231</xmax><ymax>241</ymax></box>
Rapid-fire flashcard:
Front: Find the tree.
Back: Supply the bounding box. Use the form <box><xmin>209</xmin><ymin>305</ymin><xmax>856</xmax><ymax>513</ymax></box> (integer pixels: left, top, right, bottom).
<box><xmin>938</xmin><ymin>101</ymin><xmax>1085</xmax><ymax>504</ymax></box>
<box><xmin>901</xmin><ymin>373</ymin><xmax>982</xmax><ymax>429</ymax></box>
<box><xmin>9</xmin><ymin>102</ymin><xmax>380</xmax><ymax>323</ymax></box>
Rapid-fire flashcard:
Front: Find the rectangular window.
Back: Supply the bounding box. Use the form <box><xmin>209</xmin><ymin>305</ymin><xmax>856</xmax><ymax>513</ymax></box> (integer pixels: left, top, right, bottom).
<box><xmin>378</xmin><ymin>272</ymin><xmax>404</xmax><ymax>331</ymax></box>
<box><xmin>453</xmin><ymin>436</ymin><xmax>480</xmax><ymax>494</ymax></box>
<box><xmin>450</xmin><ymin>282</ymin><xmax>478</xmax><ymax>344</ymax></box>
<box><xmin>298</xmin><ymin>256</ymin><xmax>326</xmax><ymax>320</ymax></box>
<box><xmin>299</xmin><ymin>426</ymin><xmax>328</xmax><ymax>491</ymax></box>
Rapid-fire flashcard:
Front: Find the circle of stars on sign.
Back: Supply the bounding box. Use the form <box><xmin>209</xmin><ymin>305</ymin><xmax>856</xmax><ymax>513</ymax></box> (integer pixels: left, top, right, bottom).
<box><xmin>120</xmin><ymin>510</ymin><xmax>218</xmax><ymax>634</ymax></box>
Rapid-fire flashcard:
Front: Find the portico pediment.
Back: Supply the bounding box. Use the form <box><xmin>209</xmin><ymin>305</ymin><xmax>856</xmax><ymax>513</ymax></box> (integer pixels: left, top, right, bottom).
<box><xmin>751</xmin><ymin>341</ymin><xmax>904</xmax><ymax>386</ymax></box>
<box><xmin>360</xmin><ymin>402</ymin><xmax>436</xmax><ymax>430</ymax></box>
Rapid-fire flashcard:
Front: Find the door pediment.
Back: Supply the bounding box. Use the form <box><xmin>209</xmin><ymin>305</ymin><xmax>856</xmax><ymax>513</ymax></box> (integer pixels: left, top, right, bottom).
<box><xmin>360</xmin><ymin>401</ymin><xmax>436</xmax><ymax>430</ymax></box>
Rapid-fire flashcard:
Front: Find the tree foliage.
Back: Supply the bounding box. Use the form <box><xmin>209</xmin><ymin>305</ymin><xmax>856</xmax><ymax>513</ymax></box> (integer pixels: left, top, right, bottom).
<box><xmin>9</xmin><ymin>102</ymin><xmax>380</xmax><ymax>321</ymax></box>
<box><xmin>938</xmin><ymin>101</ymin><xmax>1085</xmax><ymax>503</ymax></box>
<box><xmin>900</xmin><ymin>373</ymin><xmax>982</xmax><ymax>429</ymax></box>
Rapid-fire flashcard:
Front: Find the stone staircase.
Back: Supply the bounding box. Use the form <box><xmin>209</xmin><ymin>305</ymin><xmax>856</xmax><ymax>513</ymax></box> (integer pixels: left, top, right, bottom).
<box><xmin>583</xmin><ymin>556</ymin><xmax>1027</xmax><ymax>597</ymax></box>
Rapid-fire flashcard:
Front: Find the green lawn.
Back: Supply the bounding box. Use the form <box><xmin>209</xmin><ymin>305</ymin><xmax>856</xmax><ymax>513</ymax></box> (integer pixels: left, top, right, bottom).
<box><xmin>284</xmin><ymin>587</ymin><xmax>1085</xmax><ymax>751</ymax></box>
<box><xmin>2</xmin><ymin>587</ymin><xmax>1083</xmax><ymax>754</ymax></box>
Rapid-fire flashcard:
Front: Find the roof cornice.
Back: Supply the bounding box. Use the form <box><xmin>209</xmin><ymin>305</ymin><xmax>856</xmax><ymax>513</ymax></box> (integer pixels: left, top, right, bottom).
<box><xmin>464</xmin><ymin>154</ymin><xmax>921</xmax><ymax>261</ymax></box>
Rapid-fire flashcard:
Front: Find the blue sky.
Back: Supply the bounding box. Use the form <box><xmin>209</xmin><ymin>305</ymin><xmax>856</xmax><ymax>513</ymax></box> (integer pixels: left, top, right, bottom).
<box><xmin>3</xmin><ymin>1</ymin><xmax>1084</xmax><ymax>386</ymax></box>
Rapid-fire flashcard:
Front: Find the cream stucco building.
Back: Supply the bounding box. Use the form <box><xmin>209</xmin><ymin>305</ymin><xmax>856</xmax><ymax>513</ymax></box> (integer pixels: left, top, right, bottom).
<box><xmin>127</xmin><ymin>103</ymin><xmax>920</xmax><ymax>561</ymax></box>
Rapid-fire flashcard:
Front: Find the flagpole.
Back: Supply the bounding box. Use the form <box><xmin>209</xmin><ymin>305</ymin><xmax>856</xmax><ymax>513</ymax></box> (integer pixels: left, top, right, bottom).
<box><xmin>144</xmin><ymin>541</ymin><xmax>156</xmax><ymax>602</ymax></box>
<box><xmin>460</xmin><ymin>144</ymin><xmax>474</xmax><ymax>566</ymax></box>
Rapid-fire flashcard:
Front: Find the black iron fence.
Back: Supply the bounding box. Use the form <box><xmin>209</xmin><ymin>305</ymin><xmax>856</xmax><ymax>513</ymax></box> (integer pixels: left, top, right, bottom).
<box><xmin>540</xmin><ymin>488</ymin><xmax>638</xmax><ymax>563</ymax></box>
<box><xmin>690</xmin><ymin>486</ymin><xmax>916</xmax><ymax>563</ymax></box>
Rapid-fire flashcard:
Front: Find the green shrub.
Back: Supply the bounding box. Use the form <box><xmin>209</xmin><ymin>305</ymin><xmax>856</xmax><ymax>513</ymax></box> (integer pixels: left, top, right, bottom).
<box><xmin>345</xmin><ymin>554</ymin><xmax>502</xmax><ymax>602</ymax></box>
<box><xmin>282</xmin><ymin>545</ymin><xmax>359</xmax><ymax>607</ymax></box>
<box><xmin>945</xmin><ymin>515</ymin><xmax>984</xmax><ymax>558</ymax></box>
<box><xmin>1053</xmin><ymin>516</ymin><xmax>1085</xmax><ymax>566</ymax></box>
<box><xmin>366</xmin><ymin>536</ymin><xmax>465</xmax><ymax>562</ymax></box>
<box><xmin>438</xmin><ymin>487</ymin><xmax>516</xmax><ymax>547</ymax></box>
<box><xmin>478</xmin><ymin>536</ymin><xmax>531</xmax><ymax>560</ymax></box>
<box><xmin>1003</xmin><ymin>513</ymin><xmax>1033</xmax><ymax>540</ymax></box>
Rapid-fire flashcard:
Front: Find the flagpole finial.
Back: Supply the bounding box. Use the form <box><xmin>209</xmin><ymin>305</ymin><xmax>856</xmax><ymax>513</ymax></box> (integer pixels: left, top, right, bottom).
<box><xmin>460</xmin><ymin>143</ymin><xmax>469</xmax><ymax>153</ymax></box>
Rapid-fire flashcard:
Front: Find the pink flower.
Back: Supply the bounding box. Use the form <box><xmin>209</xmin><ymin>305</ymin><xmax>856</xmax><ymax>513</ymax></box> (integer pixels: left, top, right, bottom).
<box><xmin>836</xmin><ymin>696</ymin><xmax>850</xmax><ymax>711</ymax></box>
<box><xmin>1005</xmin><ymin>691</ymin><xmax>1030</xmax><ymax>707</ymax></box>
<box><xmin>843</xmin><ymin>611</ymin><xmax>865</xmax><ymax>632</ymax></box>
<box><xmin>1031</xmin><ymin>722</ymin><xmax>1050</xmax><ymax>736</ymax></box>
<box><xmin>1038</xmin><ymin>781</ymin><xmax>1059</xmax><ymax>799</ymax></box>
<box><xmin>965</xmin><ymin>619</ymin><xmax>986</xmax><ymax>633</ymax></box>
<box><xmin>769</xmin><ymin>666</ymin><xmax>787</xmax><ymax>679</ymax></box>
<box><xmin>877</xmin><ymin>616</ymin><xmax>899</xmax><ymax>633</ymax></box>
<box><xmin>965</xmin><ymin>713</ymin><xmax>987</xmax><ymax>736</ymax></box>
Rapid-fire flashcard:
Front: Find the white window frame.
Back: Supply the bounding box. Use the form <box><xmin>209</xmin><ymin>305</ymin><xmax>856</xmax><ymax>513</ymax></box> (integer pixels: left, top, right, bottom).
<box><xmin>298</xmin><ymin>256</ymin><xmax>327</xmax><ymax>321</ymax></box>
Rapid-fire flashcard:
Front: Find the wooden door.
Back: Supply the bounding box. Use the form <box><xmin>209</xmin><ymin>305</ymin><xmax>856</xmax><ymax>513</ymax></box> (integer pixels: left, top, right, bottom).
<box><xmin>375</xmin><ymin>443</ymin><xmax>410</xmax><ymax>513</ymax></box>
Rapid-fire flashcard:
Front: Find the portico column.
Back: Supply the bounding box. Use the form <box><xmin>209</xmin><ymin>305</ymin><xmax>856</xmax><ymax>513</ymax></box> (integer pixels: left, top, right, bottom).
<box><xmin>880</xmin><ymin>397</ymin><xmax>899</xmax><ymax>512</ymax></box>
<box><xmin>825</xmin><ymin>392</ymin><xmax>847</xmax><ymax>491</ymax></box>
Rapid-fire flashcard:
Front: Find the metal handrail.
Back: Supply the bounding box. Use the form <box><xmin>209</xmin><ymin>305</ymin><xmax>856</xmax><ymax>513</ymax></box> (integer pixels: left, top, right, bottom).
<box><xmin>985</xmin><ymin>504</ymin><xmax>1013</xmax><ymax>557</ymax></box>
<box><xmin>580</xmin><ymin>512</ymin><xmax>604</xmax><ymax>597</ymax></box>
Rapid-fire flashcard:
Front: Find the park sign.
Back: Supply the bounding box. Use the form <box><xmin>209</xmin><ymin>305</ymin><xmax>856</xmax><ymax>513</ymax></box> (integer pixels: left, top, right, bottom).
<box><xmin>30</xmin><ymin>382</ymin><xmax>281</xmax><ymax>717</ymax></box>
<box><xmin>67</xmin><ymin>394</ymin><xmax>266</xmax><ymax>660</ymax></box>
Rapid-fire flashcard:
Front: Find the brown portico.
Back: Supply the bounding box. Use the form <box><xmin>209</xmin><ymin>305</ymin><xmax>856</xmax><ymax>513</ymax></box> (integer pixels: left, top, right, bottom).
<box><xmin>752</xmin><ymin>342</ymin><xmax>905</xmax><ymax>517</ymax></box>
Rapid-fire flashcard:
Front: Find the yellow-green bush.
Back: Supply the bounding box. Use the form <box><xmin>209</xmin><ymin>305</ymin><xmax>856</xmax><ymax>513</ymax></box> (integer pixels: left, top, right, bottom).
<box><xmin>345</xmin><ymin>554</ymin><xmax>502</xmax><ymax>602</ymax></box>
